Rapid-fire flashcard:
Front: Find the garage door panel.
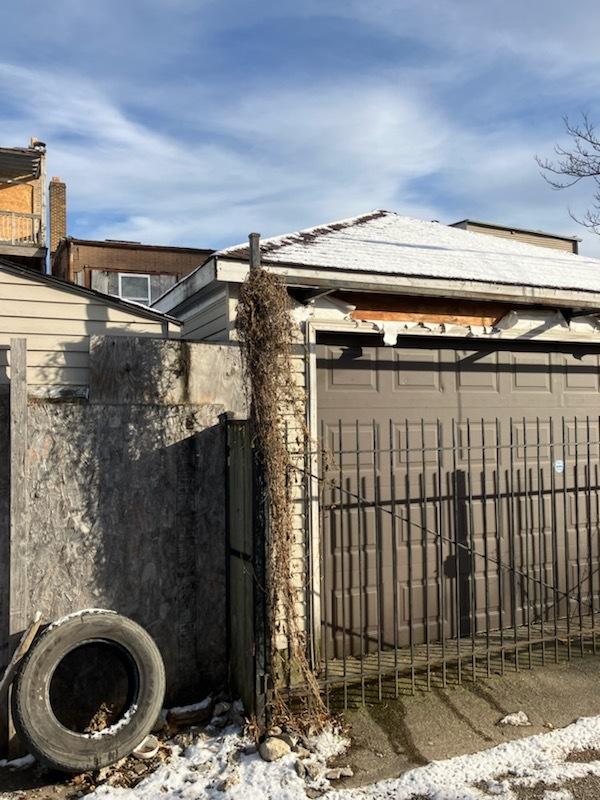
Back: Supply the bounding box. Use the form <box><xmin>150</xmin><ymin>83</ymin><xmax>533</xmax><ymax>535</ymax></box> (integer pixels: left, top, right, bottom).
<box><xmin>318</xmin><ymin>335</ymin><xmax>600</xmax><ymax>662</ymax></box>
<box><xmin>510</xmin><ymin>351</ymin><xmax>553</xmax><ymax>392</ymax></box>
<box><xmin>393</xmin><ymin>348</ymin><xmax>442</xmax><ymax>391</ymax></box>
<box><xmin>562</xmin><ymin>352</ymin><xmax>600</xmax><ymax>392</ymax></box>
<box><xmin>454</xmin><ymin>348</ymin><xmax>501</xmax><ymax>392</ymax></box>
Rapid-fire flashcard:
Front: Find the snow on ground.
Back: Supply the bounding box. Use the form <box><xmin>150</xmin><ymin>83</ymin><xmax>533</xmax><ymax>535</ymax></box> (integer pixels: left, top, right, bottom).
<box><xmin>88</xmin><ymin>726</ymin><xmax>349</xmax><ymax>800</ymax></box>
<box><xmin>84</xmin><ymin>715</ymin><xmax>600</xmax><ymax>800</ymax></box>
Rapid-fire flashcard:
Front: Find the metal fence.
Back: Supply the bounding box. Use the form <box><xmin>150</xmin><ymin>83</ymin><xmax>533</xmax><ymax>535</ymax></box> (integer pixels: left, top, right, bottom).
<box><xmin>307</xmin><ymin>415</ymin><xmax>600</xmax><ymax>708</ymax></box>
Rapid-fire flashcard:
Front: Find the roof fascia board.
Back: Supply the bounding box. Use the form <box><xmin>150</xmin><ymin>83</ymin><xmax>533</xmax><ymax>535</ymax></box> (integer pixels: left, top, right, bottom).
<box><xmin>215</xmin><ymin>258</ymin><xmax>600</xmax><ymax>311</ymax></box>
<box><xmin>153</xmin><ymin>258</ymin><xmax>217</xmax><ymax>312</ymax></box>
<box><xmin>69</xmin><ymin>237</ymin><xmax>214</xmax><ymax>255</ymax></box>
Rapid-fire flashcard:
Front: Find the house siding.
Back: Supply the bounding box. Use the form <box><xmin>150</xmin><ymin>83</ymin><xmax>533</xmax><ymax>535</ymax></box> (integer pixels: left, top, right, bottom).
<box><xmin>180</xmin><ymin>288</ymin><xmax>230</xmax><ymax>342</ymax></box>
<box><xmin>453</xmin><ymin>221</ymin><xmax>578</xmax><ymax>253</ymax></box>
<box><xmin>0</xmin><ymin>268</ymin><xmax>177</xmax><ymax>391</ymax></box>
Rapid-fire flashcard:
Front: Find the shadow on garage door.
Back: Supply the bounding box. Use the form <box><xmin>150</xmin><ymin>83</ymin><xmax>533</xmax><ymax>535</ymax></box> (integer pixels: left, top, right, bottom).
<box><xmin>314</xmin><ymin>334</ymin><xmax>600</xmax><ymax>704</ymax></box>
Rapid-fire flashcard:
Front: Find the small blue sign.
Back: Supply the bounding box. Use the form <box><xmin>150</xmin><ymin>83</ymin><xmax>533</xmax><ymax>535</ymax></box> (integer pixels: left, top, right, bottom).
<box><xmin>555</xmin><ymin>459</ymin><xmax>565</xmax><ymax>474</ymax></box>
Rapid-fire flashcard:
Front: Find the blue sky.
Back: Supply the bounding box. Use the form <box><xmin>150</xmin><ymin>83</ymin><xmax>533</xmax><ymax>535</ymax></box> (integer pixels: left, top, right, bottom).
<box><xmin>2</xmin><ymin>0</ymin><xmax>600</xmax><ymax>253</ymax></box>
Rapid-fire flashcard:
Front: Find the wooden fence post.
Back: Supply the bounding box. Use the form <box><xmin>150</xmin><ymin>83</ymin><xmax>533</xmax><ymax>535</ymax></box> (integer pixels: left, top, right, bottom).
<box><xmin>1</xmin><ymin>339</ymin><xmax>28</xmax><ymax>753</ymax></box>
<box><xmin>9</xmin><ymin>338</ymin><xmax>28</xmax><ymax>642</ymax></box>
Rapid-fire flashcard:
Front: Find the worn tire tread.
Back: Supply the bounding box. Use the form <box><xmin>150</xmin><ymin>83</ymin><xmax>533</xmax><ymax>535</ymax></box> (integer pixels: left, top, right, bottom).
<box><xmin>11</xmin><ymin>610</ymin><xmax>165</xmax><ymax>773</ymax></box>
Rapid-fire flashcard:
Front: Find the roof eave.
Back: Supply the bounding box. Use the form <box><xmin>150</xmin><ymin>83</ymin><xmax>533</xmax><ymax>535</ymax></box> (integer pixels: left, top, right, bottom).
<box><xmin>213</xmin><ymin>257</ymin><xmax>600</xmax><ymax>311</ymax></box>
<box><xmin>65</xmin><ymin>236</ymin><xmax>215</xmax><ymax>255</ymax></box>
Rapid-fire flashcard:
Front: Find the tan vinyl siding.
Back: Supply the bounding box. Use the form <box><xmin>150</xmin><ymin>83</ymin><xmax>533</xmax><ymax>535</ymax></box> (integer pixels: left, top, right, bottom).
<box><xmin>456</xmin><ymin>222</ymin><xmax>578</xmax><ymax>253</ymax></box>
<box><xmin>0</xmin><ymin>266</ymin><xmax>176</xmax><ymax>390</ymax></box>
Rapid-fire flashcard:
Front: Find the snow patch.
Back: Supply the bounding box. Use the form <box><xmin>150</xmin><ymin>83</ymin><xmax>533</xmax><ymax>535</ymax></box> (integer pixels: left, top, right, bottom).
<box><xmin>311</xmin><ymin>727</ymin><xmax>350</xmax><ymax>761</ymax></box>
<box><xmin>333</xmin><ymin>715</ymin><xmax>600</xmax><ymax>800</ymax></box>
<box><xmin>46</xmin><ymin>608</ymin><xmax>117</xmax><ymax>630</ymax></box>
<box><xmin>498</xmin><ymin>710</ymin><xmax>531</xmax><ymax>727</ymax></box>
<box><xmin>83</xmin><ymin>716</ymin><xmax>600</xmax><ymax>800</ymax></box>
<box><xmin>82</xmin><ymin>704</ymin><xmax>138</xmax><ymax>740</ymax></box>
<box><xmin>168</xmin><ymin>697</ymin><xmax>212</xmax><ymax>716</ymax></box>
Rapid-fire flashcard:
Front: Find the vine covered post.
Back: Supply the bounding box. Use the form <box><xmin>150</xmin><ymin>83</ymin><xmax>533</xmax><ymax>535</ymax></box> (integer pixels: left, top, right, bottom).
<box><xmin>236</xmin><ymin>233</ymin><xmax>328</xmax><ymax>731</ymax></box>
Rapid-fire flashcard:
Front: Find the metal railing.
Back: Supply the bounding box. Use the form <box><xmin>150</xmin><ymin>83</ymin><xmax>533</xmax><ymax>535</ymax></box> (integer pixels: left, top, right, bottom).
<box><xmin>0</xmin><ymin>210</ymin><xmax>42</xmax><ymax>246</ymax></box>
<box><xmin>295</xmin><ymin>415</ymin><xmax>600</xmax><ymax>709</ymax></box>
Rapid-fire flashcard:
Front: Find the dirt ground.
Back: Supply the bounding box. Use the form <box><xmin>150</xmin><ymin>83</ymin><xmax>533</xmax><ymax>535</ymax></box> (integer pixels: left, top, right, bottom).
<box><xmin>0</xmin><ymin>765</ymin><xmax>73</xmax><ymax>800</ymax></box>
<box><xmin>336</xmin><ymin>653</ymin><xmax>600</xmax><ymax>790</ymax></box>
<box><xmin>5</xmin><ymin>654</ymin><xmax>600</xmax><ymax>798</ymax></box>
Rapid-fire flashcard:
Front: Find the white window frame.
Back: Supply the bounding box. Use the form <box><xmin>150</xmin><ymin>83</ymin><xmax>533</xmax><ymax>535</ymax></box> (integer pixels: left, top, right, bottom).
<box><xmin>118</xmin><ymin>272</ymin><xmax>151</xmax><ymax>306</ymax></box>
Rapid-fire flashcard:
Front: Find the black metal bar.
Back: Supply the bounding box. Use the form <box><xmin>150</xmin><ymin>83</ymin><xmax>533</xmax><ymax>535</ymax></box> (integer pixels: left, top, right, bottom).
<box><xmin>481</xmin><ymin>418</ymin><xmax>491</xmax><ymax>677</ymax></box>
<box><xmin>495</xmin><ymin>418</ymin><xmax>505</xmax><ymax>675</ymax></box>
<box><xmin>574</xmin><ymin>417</ymin><xmax>584</xmax><ymax>657</ymax></box>
<box><xmin>586</xmin><ymin>415</ymin><xmax>595</xmax><ymax>655</ymax></box>
<box><xmin>355</xmin><ymin>419</ymin><xmax>366</xmax><ymax>703</ymax></box>
<box><xmin>406</xmin><ymin>419</ymin><xmax>416</xmax><ymax>693</ymax></box>
<box><xmin>302</xmin><ymin>411</ymin><xmax>600</xmax><ymax>707</ymax></box>
<box><xmin>251</xmin><ymin>422</ymin><xmax>269</xmax><ymax>730</ymax></box>
<box><xmin>421</xmin><ymin>418</ymin><xmax>431</xmax><ymax>690</ymax></box>
<box><xmin>373</xmin><ymin>419</ymin><xmax>383</xmax><ymax>701</ymax></box>
<box><xmin>562</xmin><ymin>416</ymin><xmax>571</xmax><ymax>661</ymax></box>
<box><xmin>452</xmin><ymin>418</ymin><xmax>462</xmax><ymax>684</ymax></box>
<box><xmin>549</xmin><ymin>416</ymin><xmax>559</xmax><ymax>664</ymax></box>
<box><xmin>437</xmin><ymin>419</ymin><xmax>447</xmax><ymax>687</ymax></box>
<box><xmin>338</xmin><ymin>420</ymin><xmax>348</xmax><ymax>707</ymax></box>
<box><xmin>389</xmin><ymin>419</ymin><xmax>400</xmax><ymax>695</ymax></box>
<box><xmin>320</xmin><ymin>419</ymin><xmax>330</xmax><ymax>709</ymax></box>
<box><xmin>509</xmin><ymin>417</ymin><xmax>519</xmax><ymax>671</ymax></box>
<box><xmin>466</xmin><ymin>417</ymin><xmax>477</xmax><ymax>681</ymax></box>
<box><xmin>523</xmin><ymin>417</ymin><xmax>533</xmax><ymax>669</ymax></box>
<box><xmin>536</xmin><ymin>417</ymin><xmax>546</xmax><ymax>666</ymax></box>
<box><xmin>303</xmin><ymin>416</ymin><xmax>316</xmax><ymax>673</ymax></box>
<box><xmin>285</xmin><ymin>417</ymin><xmax>292</xmax><ymax>693</ymax></box>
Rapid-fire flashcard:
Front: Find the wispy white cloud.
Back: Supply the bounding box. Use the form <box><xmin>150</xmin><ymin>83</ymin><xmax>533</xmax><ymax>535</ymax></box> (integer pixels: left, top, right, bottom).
<box><xmin>1</xmin><ymin>1</ymin><xmax>599</xmax><ymax>255</ymax></box>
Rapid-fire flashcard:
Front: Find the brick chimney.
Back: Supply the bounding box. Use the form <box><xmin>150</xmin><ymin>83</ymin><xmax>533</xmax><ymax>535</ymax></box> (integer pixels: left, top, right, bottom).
<box><xmin>49</xmin><ymin>176</ymin><xmax>67</xmax><ymax>254</ymax></box>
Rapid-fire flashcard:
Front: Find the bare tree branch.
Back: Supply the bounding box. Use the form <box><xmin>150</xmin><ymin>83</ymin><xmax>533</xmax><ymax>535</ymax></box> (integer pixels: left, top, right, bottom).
<box><xmin>538</xmin><ymin>114</ymin><xmax>600</xmax><ymax>233</ymax></box>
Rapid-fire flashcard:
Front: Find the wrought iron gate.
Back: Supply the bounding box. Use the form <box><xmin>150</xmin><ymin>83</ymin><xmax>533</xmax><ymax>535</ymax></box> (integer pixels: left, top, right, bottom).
<box><xmin>315</xmin><ymin>415</ymin><xmax>600</xmax><ymax>706</ymax></box>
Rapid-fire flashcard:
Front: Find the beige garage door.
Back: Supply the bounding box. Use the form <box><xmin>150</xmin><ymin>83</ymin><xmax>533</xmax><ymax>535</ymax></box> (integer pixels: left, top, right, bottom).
<box><xmin>317</xmin><ymin>333</ymin><xmax>600</xmax><ymax>664</ymax></box>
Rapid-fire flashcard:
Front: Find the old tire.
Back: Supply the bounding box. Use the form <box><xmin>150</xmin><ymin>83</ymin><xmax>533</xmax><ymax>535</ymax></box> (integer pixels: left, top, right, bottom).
<box><xmin>12</xmin><ymin>609</ymin><xmax>165</xmax><ymax>773</ymax></box>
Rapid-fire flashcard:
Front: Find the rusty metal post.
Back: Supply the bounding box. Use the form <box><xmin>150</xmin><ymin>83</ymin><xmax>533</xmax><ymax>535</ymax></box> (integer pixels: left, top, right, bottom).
<box><xmin>249</xmin><ymin>233</ymin><xmax>261</xmax><ymax>270</ymax></box>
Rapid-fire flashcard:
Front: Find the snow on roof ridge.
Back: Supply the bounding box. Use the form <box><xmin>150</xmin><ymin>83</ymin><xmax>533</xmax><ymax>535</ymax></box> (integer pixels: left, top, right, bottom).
<box><xmin>251</xmin><ymin>208</ymin><xmax>599</xmax><ymax>265</ymax></box>
<box><xmin>216</xmin><ymin>208</ymin><xmax>394</xmax><ymax>257</ymax></box>
<box><xmin>156</xmin><ymin>209</ymin><xmax>600</xmax><ymax>310</ymax></box>
<box><xmin>216</xmin><ymin>209</ymin><xmax>594</xmax><ymax>265</ymax></box>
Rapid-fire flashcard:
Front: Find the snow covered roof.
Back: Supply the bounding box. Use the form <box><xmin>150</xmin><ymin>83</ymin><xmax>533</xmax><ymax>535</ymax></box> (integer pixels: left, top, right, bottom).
<box><xmin>218</xmin><ymin>209</ymin><xmax>600</xmax><ymax>295</ymax></box>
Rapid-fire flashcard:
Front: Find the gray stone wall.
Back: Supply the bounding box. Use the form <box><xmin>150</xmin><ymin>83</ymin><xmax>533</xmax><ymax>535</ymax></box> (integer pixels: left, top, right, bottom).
<box><xmin>2</xmin><ymin>337</ymin><xmax>246</xmax><ymax>704</ymax></box>
<box><xmin>0</xmin><ymin>396</ymin><xmax>9</xmax><ymax>674</ymax></box>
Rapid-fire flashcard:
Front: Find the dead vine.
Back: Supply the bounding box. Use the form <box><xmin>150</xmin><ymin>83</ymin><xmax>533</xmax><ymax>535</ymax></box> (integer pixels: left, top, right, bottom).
<box><xmin>236</xmin><ymin>266</ymin><xmax>328</xmax><ymax>731</ymax></box>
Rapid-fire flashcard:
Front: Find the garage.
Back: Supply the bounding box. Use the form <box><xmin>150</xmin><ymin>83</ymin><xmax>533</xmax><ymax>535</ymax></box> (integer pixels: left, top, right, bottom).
<box><xmin>317</xmin><ymin>333</ymin><xmax>600</xmax><ymax>684</ymax></box>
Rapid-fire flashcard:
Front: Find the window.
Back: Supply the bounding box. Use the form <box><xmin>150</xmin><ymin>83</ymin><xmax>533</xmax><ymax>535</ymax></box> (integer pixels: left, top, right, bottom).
<box><xmin>118</xmin><ymin>273</ymin><xmax>150</xmax><ymax>306</ymax></box>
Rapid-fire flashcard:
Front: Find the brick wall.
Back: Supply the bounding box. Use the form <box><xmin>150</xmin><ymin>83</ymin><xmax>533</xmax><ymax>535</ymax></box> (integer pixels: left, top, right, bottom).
<box><xmin>49</xmin><ymin>177</ymin><xmax>67</xmax><ymax>253</ymax></box>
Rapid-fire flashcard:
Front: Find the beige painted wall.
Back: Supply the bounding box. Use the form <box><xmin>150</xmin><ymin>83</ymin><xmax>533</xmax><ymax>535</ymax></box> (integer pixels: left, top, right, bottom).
<box><xmin>0</xmin><ymin>268</ymin><xmax>178</xmax><ymax>392</ymax></box>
